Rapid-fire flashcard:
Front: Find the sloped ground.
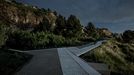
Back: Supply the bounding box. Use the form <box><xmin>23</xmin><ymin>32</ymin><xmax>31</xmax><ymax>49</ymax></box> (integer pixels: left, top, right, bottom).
<box><xmin>81</xmin><ymin>39</ymin><xmax>134</xmax><ymax>75</ymax></box>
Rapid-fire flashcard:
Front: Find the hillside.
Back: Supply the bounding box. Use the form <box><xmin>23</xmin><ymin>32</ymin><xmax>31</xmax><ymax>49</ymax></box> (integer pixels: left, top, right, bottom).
<box><xmin>0</xmin><ymin>0</ymin><xmax>133</xmax><ymax>75</ymax></box>
<box><xmin>81</xmin><ymin>37</ymin><xmax>134</xmax><ymax>75</ymax></box>
<box><xmin>0</xmin><ymin>0</ymin><xmax>112</xmax><ymax>50</ymax></box>
<box><xmin>0</xmin><ymin>0</ymin><xmax>56</xmax><ymax>28</ymax></box>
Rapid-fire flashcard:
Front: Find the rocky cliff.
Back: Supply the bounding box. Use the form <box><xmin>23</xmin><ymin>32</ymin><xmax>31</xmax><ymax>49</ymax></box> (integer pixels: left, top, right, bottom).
<box><xmin>0</xmin><ymin>0</ymin><xmax>57</xmax><ymax>28</ymax></box>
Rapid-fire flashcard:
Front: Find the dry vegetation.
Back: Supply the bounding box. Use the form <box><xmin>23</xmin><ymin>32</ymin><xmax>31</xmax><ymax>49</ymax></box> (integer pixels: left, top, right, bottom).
<box><xmin>81</xmin><ymin>39</ymin><xmax>134</xmax><ymax>75</ymax></box>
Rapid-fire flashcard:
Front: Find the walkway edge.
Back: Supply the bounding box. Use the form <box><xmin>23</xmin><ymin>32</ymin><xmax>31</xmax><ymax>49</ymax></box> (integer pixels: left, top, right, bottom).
<box><xmin>66</xmin><ymin>49</ymin><xmax>101</xmax><ymax>75</ymax></box>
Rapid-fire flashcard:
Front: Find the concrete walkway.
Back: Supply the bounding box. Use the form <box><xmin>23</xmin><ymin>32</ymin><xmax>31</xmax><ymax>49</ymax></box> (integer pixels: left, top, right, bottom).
<box><xmin>16</xmin><ymin>49</ymin><xmax>63</xmax><ymax>75</ymax></box>
<box><xmin>58</xmin><ymin>48</ymin><xmax>88</xmax><ymax>75</ymax></box>
<box><xmin>58</xmin><ymin>48</ymin><xmax>101</xmax><ymax>75</ymax></box>
<box><xmin>68</xmin><ymin>40</ymin><xmax>105</xmax><ymax>56</ymax></box>
<box><xmin>15</xmin><ymin>41</ymin><xmax>105</xmax><ymax>75</ymax></box>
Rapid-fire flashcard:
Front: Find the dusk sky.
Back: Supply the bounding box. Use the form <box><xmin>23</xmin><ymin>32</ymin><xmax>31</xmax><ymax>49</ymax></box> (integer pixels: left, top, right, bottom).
<box><xmin>16</xmin><ymin>0</ymin><xmax>134</xmax><ymax>33</ymax></box>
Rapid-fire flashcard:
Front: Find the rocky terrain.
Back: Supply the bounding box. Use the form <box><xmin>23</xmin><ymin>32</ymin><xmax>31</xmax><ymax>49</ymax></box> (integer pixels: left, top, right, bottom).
<box><xmin>0</xmin><ymin>0</ymin><xmax>56</xmax><ymax>28</ymax></box>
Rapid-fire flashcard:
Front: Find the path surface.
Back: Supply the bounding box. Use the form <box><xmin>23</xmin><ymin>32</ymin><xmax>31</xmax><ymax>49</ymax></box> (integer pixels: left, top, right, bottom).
<box><xmin>68</xmin><ymin>40</ymin><xmax>105</xmax><ymax>56</ymax></box>
<box><xmin>16</xmin><ymin>49</ymin><xmax>63</xmax><ymax>75</ymax></box>
<box><xmin>58</xmin><ymin>48</ymin><xmax>88</xmax><ymax>75</ymax></box>
<box><xmin>15</xmin><ymin>41</ymin><xmax>105</xmax><ymax>75</ymax></box>
<box><xmin>58</xmin><ymin>48</ymin><xmax>101</xmax><ymax>75</ymax></box>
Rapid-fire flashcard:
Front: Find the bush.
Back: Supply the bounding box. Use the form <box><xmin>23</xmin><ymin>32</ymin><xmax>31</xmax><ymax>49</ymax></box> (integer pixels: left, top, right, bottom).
<box><xmin>6</xmin><ymin>30</ymin><xmax>82</xmax><ymax>50</ymax></box>
<box><xmin>122</xmin><ymin>30</ymin><xmax>134</xmax><ymax>43</ymax></box>
<box><xmin>6</xmin><ymin>30</ymin><xmax>34</xmax><ymax>50</ymax></box>
<box><xmin>47</xmin><ymin>33</ymin><xmax>65</xmax><ymax>47</ymax></box>
<box><xmin>32</xmin><ymin>32</ymin><xmax>49</xmax><ymax>48</ymax></box>
<box><xmin>0</xmin><ymin>23</ymin><xmax>8</xmax><ymax>48</ymax></box>
<box><xmin>65</xmin><ymin>38</ymin><xmax>81</xmax><ymax>46</ymax></box>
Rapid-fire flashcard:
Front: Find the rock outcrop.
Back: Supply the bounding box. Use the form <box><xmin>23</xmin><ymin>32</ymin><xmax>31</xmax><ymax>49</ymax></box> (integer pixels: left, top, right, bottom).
<box><xmin>0</xmin><ymin>0</ymin><xmax>57</xmax><ymax>28</ymax></box>
<box><xmin>97</xmin><ymin>28</ymin><xmax>113</xmax><ymax>38</ymax></box>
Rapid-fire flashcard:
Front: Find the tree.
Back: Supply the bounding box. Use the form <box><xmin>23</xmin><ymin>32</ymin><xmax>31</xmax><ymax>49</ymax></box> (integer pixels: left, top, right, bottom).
<box><xmin>54</xmin><ymin>15</ymin><xmax>66</xmax><ymax>35</ymax></box>
<box><xmin>34</xmin><ymin>18</ymin><xmax>50</xmax><ymax>32</ymax></box>
<box><xmin>53</xmin><ymin>11</ymin><xmax>58</xmax><ymax>16</ymax></box>
<box><xmin>85</xmin><ymin>22</ymin><xmax>96</xmax><ymax>32</ymax></box>
<box><xmin>84</xmin><ymin>22</ymin><xmax>99</xmax><ymax>39</ymax></box>
<box><xmin>47</xmin><ymin>8</ymin><xmax>51</xmax><ymax>13</ymax></box>
<box><xmin>0</xmin><ymin>24</ymin><xmax>8</xmax><ymax>48</ymax></box>
<box><xmin>122</xmin><ymin>30</ymin><xmax>134</xmax><ymax>43</ymax></box>
<box><xmin>65</xmin><ymin>15</ymin><xmax>82</xmax><ymax>37</ymax></box>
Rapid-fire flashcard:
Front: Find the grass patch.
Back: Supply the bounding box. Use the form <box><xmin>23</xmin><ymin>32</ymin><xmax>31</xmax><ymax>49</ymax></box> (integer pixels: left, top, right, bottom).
<box><xmin>0</xmin><ymin>49</ymin><xmax>33</xmax><ymax>75</ymax></box>
<box><xmin>80</xmin><ymin>39</ymin><xmax>134</xmax><ymax>75</ymax></box>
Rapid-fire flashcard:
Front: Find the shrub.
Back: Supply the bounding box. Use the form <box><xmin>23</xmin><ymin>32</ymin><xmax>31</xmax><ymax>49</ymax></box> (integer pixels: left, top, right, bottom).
<box><xmin>122</xmin><ymin>30</ymin><xmax>134</xmax><ymax>43</ymax></box>
<box><xmin>6</xmin><ymin>30</ymin><xmax>82</xmax><ymax>50</ymax></box>
<box><xmin>6</xmin><ymin>30</ymin><xmax>34</xmax><ymax>50</ymax></box>
<box><xmin>0</xmin><ymin>23</ymin><xmax>8</xmax><ymax>48</ymax></box>
<box><xmin>47</xmin><ymin>33</ymin><xmax>65</xmax><ymax>47</ymax></box>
